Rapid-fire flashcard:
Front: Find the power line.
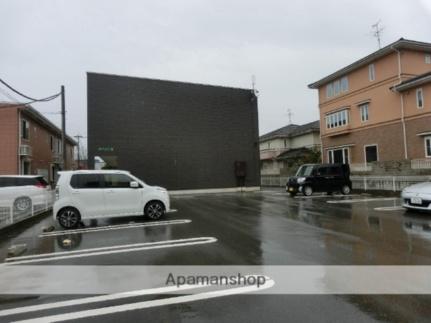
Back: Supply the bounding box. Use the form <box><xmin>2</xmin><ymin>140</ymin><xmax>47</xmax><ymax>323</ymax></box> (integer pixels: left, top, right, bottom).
<box><xmin>0</xmin><ymin>78</ymin><xmax>61</xmax><ymax>102</ymax></box>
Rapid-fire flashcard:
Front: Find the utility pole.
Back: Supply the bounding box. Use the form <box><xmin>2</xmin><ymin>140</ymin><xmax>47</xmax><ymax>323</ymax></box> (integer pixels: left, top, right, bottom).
<box><xmin>61</xmin><ymin>85</ymin><xmax>66</xmax><ymax>170</ymax></box>
<box><xmin>287</xmin><ymin>108</ymin><xmax>293</xmax><ymax>125</ymax></box>
<box><xmin>372</xmin><ymin>20</ymin><xmax>384</xmax><ymax>49</ymax></box>
<box><xmin>74</xmin><ymin>135</ymin><xmax>84</xmax><ymax>169</ymax></box>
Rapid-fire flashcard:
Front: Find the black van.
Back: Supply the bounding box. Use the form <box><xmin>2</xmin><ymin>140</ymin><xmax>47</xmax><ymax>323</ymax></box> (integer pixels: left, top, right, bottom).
<box><xmin>286</xmin><ymin>163</ymin><xmax>352</xmax><ymax>197</ymax></box>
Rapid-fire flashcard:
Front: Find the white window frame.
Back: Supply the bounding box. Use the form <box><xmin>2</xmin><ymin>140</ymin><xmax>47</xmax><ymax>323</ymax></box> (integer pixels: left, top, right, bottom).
<box><xmin>328</xmin><ymin>148</ymin><xmax>350</xmax><ymax>164</ymax></box>
<box><xmin>368</xmin><ymin>64</ymin><xmax>375</xmax><ymax>81</ymax></box>
<box><xmin>326</xmin><ymin>109</ymin><xmax>349</xmax><ymax>129</ymax></box>
<box><xmin>359</xmin><ymin>103</ymin><xmax>369</xmax><ymax>122</ymax></box>
<box><xmin>425</xmin><ymin>136</ymin><xmax>431</xmax><ymax>158</ymax></box>
<box><xmin>425</xmin><ymin>54</ymin><xmax>431</xmax><ymax>64</ymax></box>
<box><xmin>364</xmin><ymin>144</ymin><xmax>379</xmax><ymax>163</ymax></box>
<box><xmin>21</xmin><ymin>118</ymin><xmax>30</xmax><ymax>140</ymax></box>
<box><xmin>416</xmin><ymin>88</ymin><xmax>424</xmax><ymax>109</ymax></box>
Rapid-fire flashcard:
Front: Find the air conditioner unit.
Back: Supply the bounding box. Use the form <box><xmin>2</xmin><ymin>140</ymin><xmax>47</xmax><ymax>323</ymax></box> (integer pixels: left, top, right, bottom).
<box><xmin>19</xmin><ymin>145</ymin><xmax>32</xmax><ymax>156</ymax></box>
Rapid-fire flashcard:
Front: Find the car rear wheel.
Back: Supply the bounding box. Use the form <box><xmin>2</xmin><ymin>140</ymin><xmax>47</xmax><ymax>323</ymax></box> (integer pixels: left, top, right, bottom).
<box><xmin>341</xmin><ymin>185</ymin><xmax>351</xmax><ymax>195</ymax></box>
<box><xmin>58</xmin><ymin>207</ymin><xmax>81</xmax><ymax>229</ymax></box>
<box><xmin>145</xmin><ymin>201</ymin><xmax>165</xmax><ymax>220</ymax></box>
<box><xmin>13</xmin><ymin>196</ymin><xmax>32</xmax><ymax>215</ymax></box>
<box><xmin>303</xmin><ymin>186</ymin><xmax>313</xmax><ymax>196</ymax></box>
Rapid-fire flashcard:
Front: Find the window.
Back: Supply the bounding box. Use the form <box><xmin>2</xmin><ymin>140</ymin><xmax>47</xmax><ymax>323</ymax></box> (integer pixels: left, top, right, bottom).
<box><xmin>365</xmin><ymin>145</ymin><xmax>378</xmax><ymax>163</ymax></box>
<box><xmin>425</xmin><ymin>54</ymin><xmax>431</xmax><ymax>64</ymax></box>
<box><xmin>103</xmin><ymin>174</ymin><xmax>134</xmax><ymax>188</ymax></box>
<box><xmin>50</xmin><ymin>136</ymin><xmax>54</xmax><ymax>152</ymax></box>
<box><xmin>328</xmin><ymin>148</ymin><xmax>349</xmax><ymax>164</ymax></box>
<box><xmin>416</xmin><ymin>88</ymin><xmax>424</xmax><ymax>109</ymax></box>
<box><xmin>340</xmin><ymin>77</ymin><xmax>349</xmax><ymax>92</ymax></box>
<box><xmin>70</xmin><ymin>174</ymin><xmax>101</xmax><ymax>189</ymax></box>
<box><xmin>359</xmin><ymin>103</ymin><xmax>369</xmax><ymax>122</ymax></box>
<box><xmin>57</xmin><ymin>139</ymin><xmax>62</xmax><ymax>154</ymax></box>
<box><xmin>21</xmin><ymin>119</ymin><xmax>29</xmax><ymax>139</ymax></box>
<box><xmin>284</xmin><ymin>139</ymin><xmax>288</xmax><ymax>148</ymax></box>
<box><xmin>326</xmin><ymin>77</ymin><xmax>349</xmax><ymax>98</ymax></box>
<box><xmin>333</xmin><ymin>80</ymin><xmax>340</xmax><ymax>96</ymax></box>
<box><xmin>368</xmin><ymin>64</ymin><xmax>375</xmax><ymax>81</ymax></box>
<box><xmin>326</xmin><ymin>83</ymin><xmax>334</xmax><ymax>98</ymax></box>
<box><xmin>326</xmin><ymin>109</ymin><xmax>348</xmax><ymax>129</ymax></box>
<box><xmin>425</xmin><ymin>137</ymin><xmax>431</xmax><ymax>158</ymax></box>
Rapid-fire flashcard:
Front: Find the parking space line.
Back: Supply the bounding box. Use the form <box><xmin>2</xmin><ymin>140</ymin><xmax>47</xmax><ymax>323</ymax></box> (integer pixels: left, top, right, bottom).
<box><xmin>4</xmin><ymin>237</ymin><xmax>217</xmax><ymax>265</ymax></box>
<box><xmin>295</xmin><ymin>194</ymin><xmax>361</xmax><ymax>199</ymax></box>
<box><xmin>0</xmin><ymin>283</ymin><xmax>210</xmax><ymax>318</ymax></box>
<box><xmin>327</xmin><ymin>198</ymin><xmax>398</xmax><ymax>204</ymax></box>
<box><xmin>11</xmin><ymin>276</ymin><xmax>274</xmax><ymax>323</ymax></box>
<box><xmin>39</xmin><ymin>219</ymin><xmax>191</xmax><ymax>237</ymax></box>
<box><xmin>374</xmin><ymin>206</ymin><xmax>405</xmax><ymax>211</ymax></box>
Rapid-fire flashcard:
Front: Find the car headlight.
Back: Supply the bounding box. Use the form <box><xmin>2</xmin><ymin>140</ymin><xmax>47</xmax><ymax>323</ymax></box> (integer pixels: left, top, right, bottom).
<box><xmin>297</xmin><ymin>177</ymin><xmax>306</xmax><ymax>184</ymax></box>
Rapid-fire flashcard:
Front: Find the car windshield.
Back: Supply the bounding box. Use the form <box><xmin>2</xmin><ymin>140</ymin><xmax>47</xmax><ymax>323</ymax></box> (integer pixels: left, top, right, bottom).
<box><xmin>296</xmin><ymin>165</ymin><xmax>315</xmax><ymax>177</ymax></box>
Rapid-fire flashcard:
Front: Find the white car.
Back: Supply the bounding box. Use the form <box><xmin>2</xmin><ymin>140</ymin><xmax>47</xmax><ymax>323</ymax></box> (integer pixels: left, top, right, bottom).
<box><xmin>53</xmin><ymin>170</ymin><xmax>171</xmax><ymax>228</ymax></box>
<box><xmin>0</xmin><ymin>175</ymin><xmax>53</xmax><ymax>219</ymax></box>
<box><xmin>401</xmin><ymin>182</ymin><xmax>431</xmax><ymax>212</ymax></box>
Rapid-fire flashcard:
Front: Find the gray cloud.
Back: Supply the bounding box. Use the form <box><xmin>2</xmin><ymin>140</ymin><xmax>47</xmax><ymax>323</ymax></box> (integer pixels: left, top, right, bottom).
<box><xmin>1</xmin><ymin>0</ymin><xmax>430</xmax><ymax>142</ymax></box>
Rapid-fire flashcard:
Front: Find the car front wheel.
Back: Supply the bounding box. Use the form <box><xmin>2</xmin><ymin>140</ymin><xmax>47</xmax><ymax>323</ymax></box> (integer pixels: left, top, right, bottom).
<box><xmin>58</xmin><ymin>207</ymin><xmax>81</xmax><ymax>229</ymax></box>
<box><xmin>341</xmin><ymin>185</ymin><xmax>351</xmax><ymax>195</ymax></box>
<box><xmin>145</xmin><ymin>201</ymin><xmax>165</xmax><ymax>220</ymax></box>
<box><xmin>303</xmin><ymin>186</ymin><xmax>313</xmax><ymax>196</ymax></box>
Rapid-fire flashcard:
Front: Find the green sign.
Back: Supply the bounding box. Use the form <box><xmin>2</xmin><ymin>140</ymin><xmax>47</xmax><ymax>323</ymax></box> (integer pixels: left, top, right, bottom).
<box><xmin>97</xmin><ymin>147</ymin><xmax>114</xmax><ymax>152</ymax></box>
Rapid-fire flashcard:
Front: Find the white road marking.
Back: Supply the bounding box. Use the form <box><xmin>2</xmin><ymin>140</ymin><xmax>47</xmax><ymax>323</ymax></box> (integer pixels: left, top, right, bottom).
<box><xmin>11</xmin><ymin>276</ymin><xmax>274</xmax><ymax>323</ymax></box>
<box><xmin>374</xmin><ymin>206</ymin><xmax>405</xmax><ymax>211</ymax></box>
<box><xmin>327</xmin><ymin>198</ymin><xmax>398</xmax><ymax>204</ymax></box>
<box><xmin>4</xmin><ymin>237</ymin><xmax>217</xmax><ymax>265</ymax></box>
<box><xmin>0</xmin><ymin>283</ymin><xmax>209</xmax><ymax>318</ymax></box>
<box><xmin>295</xmin><ymin>194</ymin><xmax>361</xmax><ymax>199</ymax></box>
<box><xmin>39</xmin><ymin>219</ymin><xmax>191</xmax><ymax>237</ymax></box>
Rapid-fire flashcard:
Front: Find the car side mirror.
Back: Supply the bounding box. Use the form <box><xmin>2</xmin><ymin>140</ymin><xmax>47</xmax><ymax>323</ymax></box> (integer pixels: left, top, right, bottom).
<box><xmin>130</xmin><ymin>181</ymin><xmax>139</xmax><ymax>188</ymax></box>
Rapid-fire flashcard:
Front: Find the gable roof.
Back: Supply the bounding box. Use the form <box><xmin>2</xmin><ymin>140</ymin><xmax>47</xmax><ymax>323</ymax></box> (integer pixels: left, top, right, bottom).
<box><xmin>260</xmin><ymin>120</ymin><xmax>320</xmax><ymax>142</ymax></box>
<box><xmin>308</xmin><ymin>38</ymin><xmax>431</xmax><ymax>89</ymax></box>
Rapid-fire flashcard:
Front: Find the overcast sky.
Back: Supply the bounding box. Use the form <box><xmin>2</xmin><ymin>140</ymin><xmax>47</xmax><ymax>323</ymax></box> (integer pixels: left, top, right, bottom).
<box><xmin>1</xmin><ymin>0</ymin><xmax>431</xmax><ymax>144</ymax></box>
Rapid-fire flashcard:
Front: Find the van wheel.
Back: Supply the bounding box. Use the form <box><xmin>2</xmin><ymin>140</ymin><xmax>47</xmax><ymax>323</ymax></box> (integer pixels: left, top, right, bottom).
<box><xmin>145</xmin><ymin>201</ymin><xmax>165</xmax><ymax>220</ymax></box>
<box><xmin>303</xmin><ymin>186</ymin><xmax>313</xmax><ymax>196</ymax></box>
<box><xmin>58</xmin><ymin>207</ymin><xmax>81</xmax><ymax>229</ymax></box>
<box><xmin>341</xmin><ymin>185</ymin><xmax>351</xmax><ymax>195</ymax></box>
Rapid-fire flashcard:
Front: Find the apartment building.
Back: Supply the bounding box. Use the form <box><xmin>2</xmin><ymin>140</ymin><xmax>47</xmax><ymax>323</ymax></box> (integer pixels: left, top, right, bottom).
<box><xmin>259</xmin><ymin>121</ymin><xmax>321</xmax><ymax>175</ymax></box>
<box><xmin>0</xmin><ymin>103</ymin><xmax>76</xmax><ymax>183</ymax></box>
<box><xmin>309</xmin><ymin>38</ymin><xmax>431</xmax><ymax>165</ymax></box>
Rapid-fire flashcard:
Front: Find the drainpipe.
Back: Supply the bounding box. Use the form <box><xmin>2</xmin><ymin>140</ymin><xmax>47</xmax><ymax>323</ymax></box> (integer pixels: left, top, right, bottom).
<box><xmin>391</xmin><ymin>45</ymin><xmax>408</xmax><ymax>159</ymax></box>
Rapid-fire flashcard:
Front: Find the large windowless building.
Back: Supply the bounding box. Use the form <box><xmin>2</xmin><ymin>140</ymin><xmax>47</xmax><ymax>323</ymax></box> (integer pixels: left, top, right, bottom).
<box><xmin>87</xmin><ymin>72</ymin><xmax>260</xmax><ymax>191</ymax></box>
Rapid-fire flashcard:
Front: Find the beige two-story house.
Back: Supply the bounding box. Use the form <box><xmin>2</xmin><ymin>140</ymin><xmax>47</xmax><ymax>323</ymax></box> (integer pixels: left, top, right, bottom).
<box><xmin>260</xmin><ymin>121</ymin><xmax>321</xmax><ymax>175</ymax></box>
<box><xmin>308</xmin><ymin>38</ymin><xmax>431</xmax><ymax>165</ymax></box>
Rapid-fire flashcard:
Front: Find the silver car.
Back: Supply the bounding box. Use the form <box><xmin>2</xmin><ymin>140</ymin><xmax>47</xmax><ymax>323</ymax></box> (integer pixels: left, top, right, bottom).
<box><xmin>402</xmin><ymin>182</ymin><xmax>431</xmax><ymax>212</ymax></box>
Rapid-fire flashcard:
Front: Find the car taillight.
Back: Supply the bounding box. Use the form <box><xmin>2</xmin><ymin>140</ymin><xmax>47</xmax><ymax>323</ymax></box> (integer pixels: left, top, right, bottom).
<box><xmin>55</xmin><ymin>187</ymin><xmax>59</xmax><ymax>200</ymax></box>
<box><xmin>35</xmin><ymin>183</ymin><xmax>47</xmax><ymax>188</ymax></box>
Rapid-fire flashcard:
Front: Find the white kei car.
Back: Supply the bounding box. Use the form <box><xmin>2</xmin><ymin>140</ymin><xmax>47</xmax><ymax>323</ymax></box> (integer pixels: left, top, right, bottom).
<box><xmin>401</xmin><ymin>182</ymin><xmax>431</xmax><ymax>212</ymax></box>
<box><xmin>54</xmin><ymin>170</ymin><xmax>171</xmax><ymax>228</ymax></box>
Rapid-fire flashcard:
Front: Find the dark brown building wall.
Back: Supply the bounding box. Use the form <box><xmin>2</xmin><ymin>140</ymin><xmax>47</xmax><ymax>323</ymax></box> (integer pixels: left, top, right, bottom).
<box><xmin>322</xmin><ymin>122</ymin><xmax>406</xmax><ymax>163</ymax></box>
<box><xmin>0</xmin><ymin>106</ymin><xmax>19</xmax><ymax>174</ymax></box>
<box><xmin>405</xmin><ymin>114</ymin><xmax>431</xmax><ymax>159</ymax></box>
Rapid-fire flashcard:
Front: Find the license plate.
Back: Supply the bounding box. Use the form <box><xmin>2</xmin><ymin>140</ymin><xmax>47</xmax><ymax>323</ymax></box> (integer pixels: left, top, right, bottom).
<box><xmin>411</xmin><ymin>197</ymin><xmax>422</xmax><ymax>205</ymax></box>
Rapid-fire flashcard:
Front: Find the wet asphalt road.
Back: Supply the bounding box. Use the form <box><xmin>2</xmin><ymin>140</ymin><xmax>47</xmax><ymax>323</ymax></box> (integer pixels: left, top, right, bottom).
<box><xmin>1</xmin><ymin>189</ymin><xmax>431</xmax><ymax>322</ymax></box>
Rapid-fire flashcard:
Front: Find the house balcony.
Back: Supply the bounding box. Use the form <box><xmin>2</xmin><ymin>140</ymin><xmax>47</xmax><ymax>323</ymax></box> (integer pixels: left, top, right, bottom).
<box><xmin>19</xmin><ymin>145</ymin><xmax>32</xmax><ymax>157</ymax></box>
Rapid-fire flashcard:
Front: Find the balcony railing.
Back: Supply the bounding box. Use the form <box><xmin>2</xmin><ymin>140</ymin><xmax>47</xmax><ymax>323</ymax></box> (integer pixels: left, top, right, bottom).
<box><xmin>350</xmin><ymin>163</ymin><xmax>373</xmax><ymax>172</ymax></box>
<box><xmin>411</xmin><ymin>159</ymin><xmax>431</xmax><ymax>169</ymax></box>
<box><xmin>19</xmin><ymin>145</ymin><xmax>32</xmax><ymax>156</ymax></box>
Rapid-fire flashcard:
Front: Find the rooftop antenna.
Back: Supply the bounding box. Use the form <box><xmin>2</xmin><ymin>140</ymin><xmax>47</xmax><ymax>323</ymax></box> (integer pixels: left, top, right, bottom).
<box><xmin>372</xmin><ymin>20</ymin><xmax>384</xmax><ymax>49</ymax></box>
<box><xmin>251</xmin><ymin>74</ymin><xmax>259</xmax><ymax>96</ymax></box>
<box><xmin>287</xmin><ymin>108</ymin><xmax>293</xmax><ymax>125</ymax></box>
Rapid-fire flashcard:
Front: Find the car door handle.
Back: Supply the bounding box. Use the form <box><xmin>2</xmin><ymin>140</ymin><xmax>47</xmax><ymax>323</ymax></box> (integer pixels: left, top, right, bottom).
<box><xmin>71</xmin><ymin>190</ymin><xmax>80</xmax><ymax>194</ymax></box>
<box><xmin>106</xmin><ymin>189</ymin><xmax>115</xmax><ymax>194</ymax></box>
